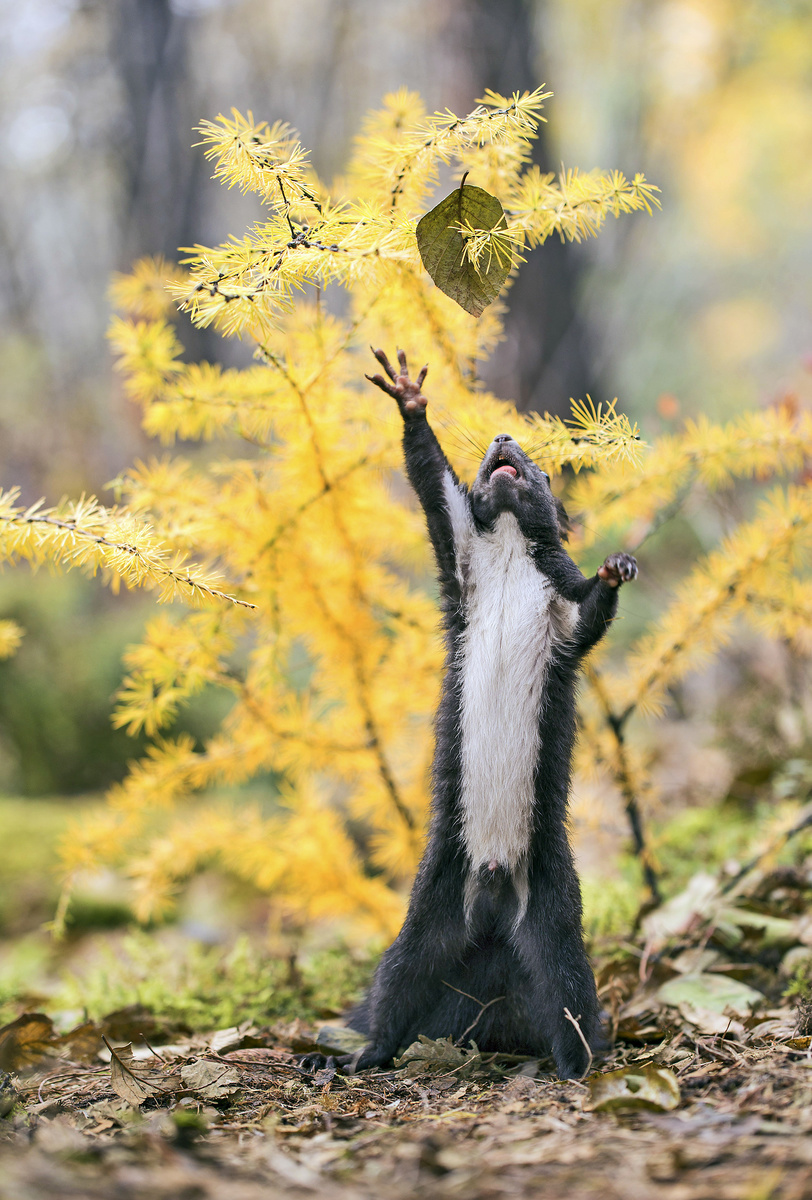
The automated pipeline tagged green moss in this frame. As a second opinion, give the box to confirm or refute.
[581,872,641,941]
[56,931,375,1030]
[650,799,812,894]
[0,796,78,934]
[0,935,54,1024]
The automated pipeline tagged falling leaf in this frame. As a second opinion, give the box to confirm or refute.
[416,181,512,317]
[587,1064,680,1112]
[180,1059,240,1100]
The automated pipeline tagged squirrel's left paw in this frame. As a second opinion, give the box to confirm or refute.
[598,553,638,587]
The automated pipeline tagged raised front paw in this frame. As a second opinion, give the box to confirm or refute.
[597,552,638,588]
[366,348,428,421]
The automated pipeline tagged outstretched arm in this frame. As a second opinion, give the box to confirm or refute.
[367,348,469,596]
[543,549,638,656]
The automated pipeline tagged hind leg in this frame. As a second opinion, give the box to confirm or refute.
[512,885,600,1080]
[301,862,469,1074]
[351,899,469,1068]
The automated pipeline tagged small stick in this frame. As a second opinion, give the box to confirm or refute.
[442,980,505,1046]
[141,1035,167,1062]
[459,997,506,1045]
[563,1008,593,1079]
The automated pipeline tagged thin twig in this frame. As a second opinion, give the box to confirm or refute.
[442,980,505,1045]
[563,1008,593,1079]
[141,1036,167,1062]
[585,666,661,904]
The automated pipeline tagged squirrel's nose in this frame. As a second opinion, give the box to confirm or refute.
[494,434,513,444]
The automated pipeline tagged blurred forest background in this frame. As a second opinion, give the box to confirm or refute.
[1,0,812,1018]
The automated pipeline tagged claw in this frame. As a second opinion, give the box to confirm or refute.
[366,372,398,398]
[372,347,398,381]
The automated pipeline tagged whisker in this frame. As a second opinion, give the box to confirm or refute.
[436,435,482,463]
[436,439,482,460]
[433,411,489,458]
[446,425,489,458]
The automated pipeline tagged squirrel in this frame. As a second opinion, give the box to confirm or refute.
[303,348,637,1080]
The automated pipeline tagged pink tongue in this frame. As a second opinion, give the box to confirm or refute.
[492,464,517,478]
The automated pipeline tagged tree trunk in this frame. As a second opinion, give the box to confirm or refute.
[444,0,597,417]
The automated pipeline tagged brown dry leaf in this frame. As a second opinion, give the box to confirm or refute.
[415,182,512,317]
[101,1005,191,1044]
[313,1025,369,1057]
[180,1059,240,1100]
[107,1041,174,1106]
[394,1035,482,1077]
[59,1021,103,1063]
[586,1064,680,1112]
[207,1023,269,1055]
[0,1013,59,1072]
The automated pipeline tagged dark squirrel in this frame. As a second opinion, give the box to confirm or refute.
[303,349,637,1080]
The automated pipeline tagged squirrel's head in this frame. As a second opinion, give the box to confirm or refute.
[470,435,570,543]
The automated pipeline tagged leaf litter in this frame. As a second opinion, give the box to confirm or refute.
[2,860,812,1198]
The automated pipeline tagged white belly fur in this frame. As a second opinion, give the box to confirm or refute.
[456,511,579,885]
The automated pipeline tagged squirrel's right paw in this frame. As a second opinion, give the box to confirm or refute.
[366,347,428,419]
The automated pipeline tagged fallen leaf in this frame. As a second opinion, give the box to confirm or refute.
[180,1059,240,1100]
[394,1035,482,1077]
[669,948,720,974]
[718,906,799,948]
[416,181,512,317]
[101,1005,190,1045]
[0,1013,59,1073]
[107,1041,172,1106]
[313,1025,369,1057]
[587,1064,680,1112]
[59,1021,103,1063]
[208,1023,270,1056]
[657,972,764,1017]
[674,1005,745,1036]
[0,1072,19,1117]
[641,873,720,949]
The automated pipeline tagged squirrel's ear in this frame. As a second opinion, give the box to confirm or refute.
[554,496,571,542]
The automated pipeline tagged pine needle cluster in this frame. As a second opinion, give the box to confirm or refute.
[5,89,809,933]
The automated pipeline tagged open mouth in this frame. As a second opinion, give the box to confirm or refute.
[488,456,520,481]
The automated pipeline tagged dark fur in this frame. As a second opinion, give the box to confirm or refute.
[302,352,636,1080]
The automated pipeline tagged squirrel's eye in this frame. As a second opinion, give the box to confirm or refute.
[541,471,550,482]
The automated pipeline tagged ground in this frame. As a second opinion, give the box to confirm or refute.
[2,824,812,1199]
[2,946,812,1199]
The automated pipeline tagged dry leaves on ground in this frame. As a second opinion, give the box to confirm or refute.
[1,860,811,1199]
